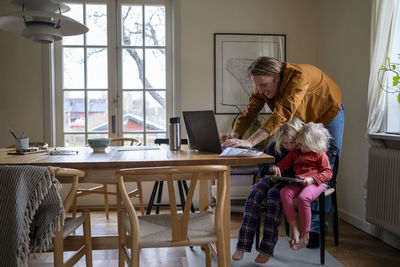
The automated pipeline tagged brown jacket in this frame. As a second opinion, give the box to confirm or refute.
[233,62,341,137]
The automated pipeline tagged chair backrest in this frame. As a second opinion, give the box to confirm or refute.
[117,165,228,245]
[328,149,340,189]
[49,168,86,213]
[154,138,188,145]
[111,137,141,146]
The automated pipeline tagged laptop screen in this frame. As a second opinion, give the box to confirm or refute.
[182,110,222,153]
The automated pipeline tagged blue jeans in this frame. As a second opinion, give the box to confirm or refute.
[310,104,344,233]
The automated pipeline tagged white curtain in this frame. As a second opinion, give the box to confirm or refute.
[367,0,400,133]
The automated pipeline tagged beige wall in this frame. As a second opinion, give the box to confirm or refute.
[316,0,371,225]
[180,0,318,132]
[0,2,44,148]
[0,0,381,242]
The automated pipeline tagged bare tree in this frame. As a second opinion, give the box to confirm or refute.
[122,6,165,108]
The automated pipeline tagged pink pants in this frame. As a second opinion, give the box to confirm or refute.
[280,183,326,232]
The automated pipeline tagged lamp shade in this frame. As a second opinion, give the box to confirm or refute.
[12,0,70,13]
[0,9,88,43]
[22,22,62,43]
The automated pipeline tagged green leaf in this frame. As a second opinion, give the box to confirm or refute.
[380,64,385,68]
[392,76,400,86]
[392,64,397,70]
[398,93,400,104]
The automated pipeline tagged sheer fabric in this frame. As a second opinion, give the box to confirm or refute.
[367,0,399,133]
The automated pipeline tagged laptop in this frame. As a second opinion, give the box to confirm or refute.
[182,110,223,153]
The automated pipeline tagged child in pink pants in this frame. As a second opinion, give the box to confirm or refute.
[269,122,332,250]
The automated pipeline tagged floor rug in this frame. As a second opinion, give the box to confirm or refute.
[186,237,345,267]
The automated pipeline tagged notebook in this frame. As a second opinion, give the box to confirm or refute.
[182,110,223,153]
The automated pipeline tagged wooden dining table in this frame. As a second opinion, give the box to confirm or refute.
[0,145,274,266]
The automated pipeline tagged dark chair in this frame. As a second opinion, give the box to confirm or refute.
[154,138,188,145]
[255,149,340,265]
[148,138,193,214]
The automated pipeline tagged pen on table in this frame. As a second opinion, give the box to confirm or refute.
[8,128,17,139]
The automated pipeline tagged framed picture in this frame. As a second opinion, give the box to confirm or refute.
[214,33,286,114]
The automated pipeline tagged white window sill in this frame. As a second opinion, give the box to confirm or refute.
[368,133,400,149]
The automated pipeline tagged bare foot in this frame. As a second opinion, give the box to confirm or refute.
[288,221,300,249]
[255,252,271,264]
[232,250,244,261]
[292,232,310,250]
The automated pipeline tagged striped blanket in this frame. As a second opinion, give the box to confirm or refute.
[0,165,65,267]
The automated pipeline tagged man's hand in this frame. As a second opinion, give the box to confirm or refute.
[220,132,239,143]
[222,138,253,148]
[302,177,315,185]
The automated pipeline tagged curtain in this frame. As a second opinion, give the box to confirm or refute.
[367,0,400,134]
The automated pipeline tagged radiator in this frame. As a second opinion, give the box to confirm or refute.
[366,147,400,236]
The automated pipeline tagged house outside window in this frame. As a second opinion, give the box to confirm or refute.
[55,0,172,146]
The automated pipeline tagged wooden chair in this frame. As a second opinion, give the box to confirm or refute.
[49,167,92,267]
[255,149,340,265]
[109,138,141,146]
[72,137,144,219]
[116,165,228,267]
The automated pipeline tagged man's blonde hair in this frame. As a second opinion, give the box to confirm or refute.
[274,117,304,155]
[296,122,331,153]
[248,56,282,77]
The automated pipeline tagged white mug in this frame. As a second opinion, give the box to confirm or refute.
[15,137,29,152]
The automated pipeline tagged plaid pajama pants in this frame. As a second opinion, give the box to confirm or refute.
[236,178,288,256]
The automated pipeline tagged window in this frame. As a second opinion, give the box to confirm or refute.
[385,10,400,134]
[368,0,400,135]
[55,0,172,146]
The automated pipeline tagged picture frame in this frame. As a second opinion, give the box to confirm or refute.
[214,33,286,114]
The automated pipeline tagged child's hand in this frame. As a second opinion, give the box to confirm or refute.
[269,165,281,176]
[302,177,314,185]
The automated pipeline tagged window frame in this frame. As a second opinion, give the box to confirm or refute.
[51,0,175,146]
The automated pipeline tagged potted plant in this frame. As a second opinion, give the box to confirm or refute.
[379,57,400,104]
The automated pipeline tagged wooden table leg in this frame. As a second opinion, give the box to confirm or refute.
[224,167,231,267]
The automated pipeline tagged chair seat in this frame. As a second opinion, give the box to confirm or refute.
[63,215,87,238]
[42,214,88,251]
[122,210,216,248]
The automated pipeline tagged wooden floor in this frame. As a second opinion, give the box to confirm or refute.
[29,211,400,267]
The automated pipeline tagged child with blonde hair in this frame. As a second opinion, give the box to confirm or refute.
[270,122,332,250]
[233,117,304,264]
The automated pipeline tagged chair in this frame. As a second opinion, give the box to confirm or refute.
[255,149,340,265]
[49,167,93,267]
[148,138,193,215]
[109,138,141,146]
[116,165,228,267]
[72,137,145,219]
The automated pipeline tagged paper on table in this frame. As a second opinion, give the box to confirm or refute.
[112,146,161,151]
[48,149,78,155]
[219,147,263,157]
